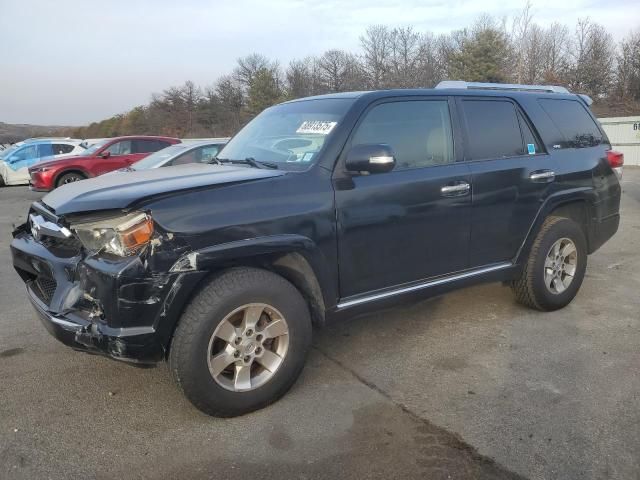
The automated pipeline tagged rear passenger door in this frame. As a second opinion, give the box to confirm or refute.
[132,139,172,164]
[335,98,472,297]
[457,97,557,267]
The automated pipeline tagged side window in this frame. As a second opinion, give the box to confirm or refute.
[538,99,603,148]
[200,145,222,162]
[134,139,170,153]
[52,143,75,155]
[461,100,524,160]
[37,143,53,158]
[170,149,199,166]
[105,140,132,156]
[12,145,38,161]
[351,100,454,170]
[517,112,542,155]
[134,140,154,153]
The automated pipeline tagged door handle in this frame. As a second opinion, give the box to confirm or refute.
[441,182,470,197]
[529,170,555,182]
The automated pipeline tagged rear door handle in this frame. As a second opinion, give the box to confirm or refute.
[441,182,470,197]
[530,170,555,182]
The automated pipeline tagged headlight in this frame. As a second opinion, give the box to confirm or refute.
[31,167,50,173]
[71,212,154,257]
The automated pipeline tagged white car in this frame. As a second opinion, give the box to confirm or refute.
[0,140,85,186]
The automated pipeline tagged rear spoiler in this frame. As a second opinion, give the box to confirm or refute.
[577,94,593,106]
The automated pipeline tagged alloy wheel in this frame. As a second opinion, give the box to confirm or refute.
[544,238,578,294]
[207,303,289,392]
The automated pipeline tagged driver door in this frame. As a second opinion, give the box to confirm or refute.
[334,98,472,298]
[95,140,134,175]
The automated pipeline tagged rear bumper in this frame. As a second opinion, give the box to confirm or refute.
[587,213,619,254]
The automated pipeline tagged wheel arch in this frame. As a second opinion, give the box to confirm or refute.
[54,168,88,187]
[168,235,336,327]
[514,188,594,265]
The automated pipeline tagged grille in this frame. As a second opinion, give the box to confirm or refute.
[40,235,82,257]
[33,277,57,305]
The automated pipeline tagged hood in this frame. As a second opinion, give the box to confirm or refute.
[43,163,286,215]
[30,154,85,171]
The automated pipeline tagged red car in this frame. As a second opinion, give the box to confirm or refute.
[29,136,181,191]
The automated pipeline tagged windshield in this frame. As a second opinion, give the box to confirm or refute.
[80,139,110,156]
[218,98,353,170]
[0,144,20,160]
[132,144,188,170]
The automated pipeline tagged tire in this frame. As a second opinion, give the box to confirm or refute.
[169,267,312,417]
[56,172,85,188]
[510,216,587,311]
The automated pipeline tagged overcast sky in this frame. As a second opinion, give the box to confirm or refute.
[1,0,638,125]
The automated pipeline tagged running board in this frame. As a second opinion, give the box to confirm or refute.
[336,262,512,310]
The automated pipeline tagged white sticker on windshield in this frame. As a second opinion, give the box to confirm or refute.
[296,121,337,135]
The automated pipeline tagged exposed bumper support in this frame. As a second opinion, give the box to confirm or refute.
[27,285,164,364]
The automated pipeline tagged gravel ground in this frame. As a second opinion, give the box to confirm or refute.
[0,169,638,480]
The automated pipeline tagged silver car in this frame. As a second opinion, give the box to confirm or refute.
[122,139,229,171]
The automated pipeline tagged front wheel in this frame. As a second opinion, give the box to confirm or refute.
[510,216,587,311]
[56,172,86,188]
[169,267,312,417]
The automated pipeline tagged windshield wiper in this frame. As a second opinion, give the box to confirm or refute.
[214,157,279,170]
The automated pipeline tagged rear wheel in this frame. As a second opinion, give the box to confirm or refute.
[510,216,587,311]
[56,172,85,188]
[169,267,312,417]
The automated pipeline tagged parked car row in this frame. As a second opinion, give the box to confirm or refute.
[0,136,229,190]
[0,139,86,186]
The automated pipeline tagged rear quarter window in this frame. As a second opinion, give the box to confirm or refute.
[538,99,603,148]
[52,144,75,155]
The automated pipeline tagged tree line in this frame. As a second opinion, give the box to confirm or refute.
[72,9,640,139]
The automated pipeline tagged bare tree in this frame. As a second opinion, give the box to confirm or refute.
[317,50,364,92]
[512,0,534,83]
[360,25,392,88]
[569,18,615,97]
[70,17,640,140]
[388,26,421,87]
[234,54,277,89]
[285,57,326,99]
[215,74,245,132]
[615,30,640,100]
[540,23,570,84]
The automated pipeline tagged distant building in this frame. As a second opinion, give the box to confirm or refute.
[599,116,640,166]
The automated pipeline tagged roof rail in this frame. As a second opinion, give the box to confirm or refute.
[435,80,570,94]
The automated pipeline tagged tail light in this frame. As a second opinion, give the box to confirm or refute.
[607,150,624,168]
[607,150,624,180]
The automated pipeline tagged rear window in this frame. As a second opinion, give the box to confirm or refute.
[460,100,524,160]
[538,99,603,148]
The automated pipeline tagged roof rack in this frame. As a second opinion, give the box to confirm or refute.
[435,80,570,94]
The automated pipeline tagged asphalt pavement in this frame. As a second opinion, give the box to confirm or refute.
[0,169,638,480]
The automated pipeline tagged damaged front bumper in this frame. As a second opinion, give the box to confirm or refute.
[11,222,206,365]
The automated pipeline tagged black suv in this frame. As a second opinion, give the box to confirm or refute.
[11,82,622,417]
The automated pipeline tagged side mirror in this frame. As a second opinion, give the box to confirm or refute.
[345,144,396,174]
[100,151,111,159]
